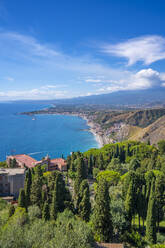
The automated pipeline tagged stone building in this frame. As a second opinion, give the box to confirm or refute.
[0,168,25,198]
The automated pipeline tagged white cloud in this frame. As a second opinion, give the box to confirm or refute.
[96,68,165,93]
[102,35,165,65]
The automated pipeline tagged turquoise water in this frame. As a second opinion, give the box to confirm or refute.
[0,102,99,161]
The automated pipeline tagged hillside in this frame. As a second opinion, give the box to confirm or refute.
[129,115,165,144]
[92,108,165,129]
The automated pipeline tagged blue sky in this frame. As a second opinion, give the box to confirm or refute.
[1,0,165,100]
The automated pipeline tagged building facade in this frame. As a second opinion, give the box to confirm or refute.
[0,168,25,198]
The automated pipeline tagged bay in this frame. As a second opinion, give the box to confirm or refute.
[0,102,99,161]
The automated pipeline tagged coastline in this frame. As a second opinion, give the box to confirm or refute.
[21,111,107,148]
[53,112,104,148]
[66,113,105,148]
[80,115,103,148]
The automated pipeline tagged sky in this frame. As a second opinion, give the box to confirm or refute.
[1,0,165,100]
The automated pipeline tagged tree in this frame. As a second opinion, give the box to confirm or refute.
[96,170,120,187]
[92,178,113,242]
[18,189,26,209]
[8,204,15,217]
[30,165,43,208]
[88,155,93,176]
[24,169,32,207]
[77,180,91,222]
[50,179,58,220]
[74,157,87,196]
[129,158,140,171]
[9,158,17,168]
[146,180,157,244]
[125,181,135,227]
[97,153,104,170]
[158,140,165,155]
[42,201,50,221]
[154,173,165,231]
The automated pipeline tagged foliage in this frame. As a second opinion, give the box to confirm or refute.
[18,188,26,209]
[8,205,15,218]
[28,205,41,221]
[78,180,91,222]
[92,178,113,242]
[0,198,7,211]
[158,140,165,155]
[146,180,157,244]
[96,170,120,187]
[123,230,147,248]
[74,157,87,196]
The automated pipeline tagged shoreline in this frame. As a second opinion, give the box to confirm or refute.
[80,115,104,148]
[26,111,105,148]
[52,113,105,148]
[53,112,105,148]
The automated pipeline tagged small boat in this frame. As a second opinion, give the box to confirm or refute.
[32,117,36,121]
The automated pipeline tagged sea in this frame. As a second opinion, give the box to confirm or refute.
[0,102,99,162]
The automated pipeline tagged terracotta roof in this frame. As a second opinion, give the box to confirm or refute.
[12,154,37,168]
[96,243,124,248]
[51,158,66,166]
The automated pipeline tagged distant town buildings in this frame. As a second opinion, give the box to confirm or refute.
[0,168,25,198]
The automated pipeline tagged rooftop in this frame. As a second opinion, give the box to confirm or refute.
[51,158,66,165]
[9,154,37,168]
[0,168,25,175]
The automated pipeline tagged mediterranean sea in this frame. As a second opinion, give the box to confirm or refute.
[0,102,99,161]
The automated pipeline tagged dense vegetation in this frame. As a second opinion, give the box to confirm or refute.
[0,140,165,247]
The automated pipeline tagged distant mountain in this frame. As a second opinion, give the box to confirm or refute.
[53,87,165,107]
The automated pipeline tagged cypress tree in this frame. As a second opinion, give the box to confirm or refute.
[50,178,58,220]
[79,187,91,222]
[155,174,165,231]
[24,169,32,207]
[146,180,157,244]
[77,179,91,220]
[88,155,93,176]
[30,165,43,207]
[98,153,104,170]
[18,188,26,209]
[93,178,113,242]
[125,181,135,227]
[42,200,50,221]
[74,157,87,196]
[55,173,66,212]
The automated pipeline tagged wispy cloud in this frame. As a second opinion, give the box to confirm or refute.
[85,79,102,83]
[102,35,165,66]
[0,86,68,100]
